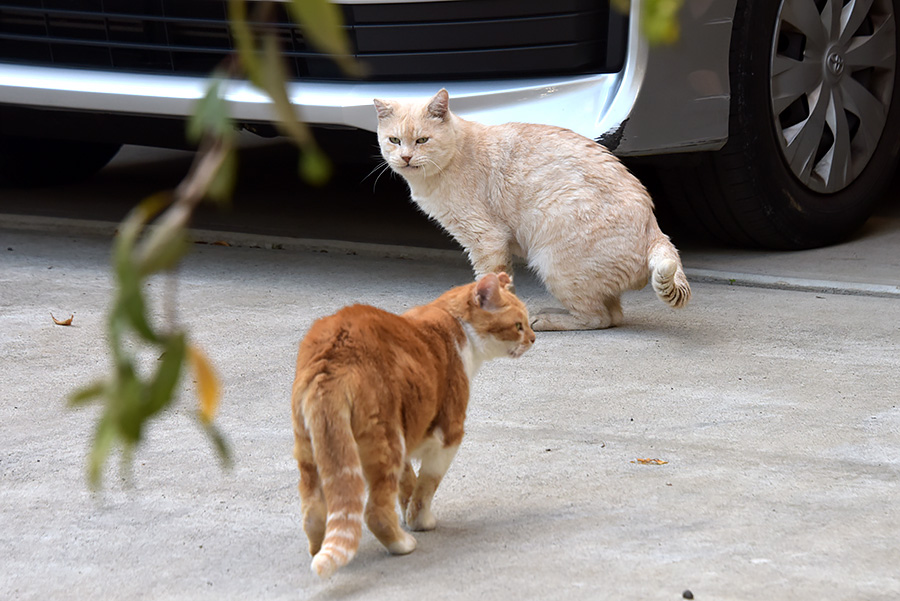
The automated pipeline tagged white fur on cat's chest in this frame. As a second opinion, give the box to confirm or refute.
[409,187,450,220]
[457,323,486,383]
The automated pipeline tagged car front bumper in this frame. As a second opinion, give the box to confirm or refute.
[0,0,737,156]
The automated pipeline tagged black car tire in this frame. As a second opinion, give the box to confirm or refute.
[655,0,900,249]
[0,136,122,188]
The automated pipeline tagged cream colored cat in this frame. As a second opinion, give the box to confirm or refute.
[292,273,534,578]
[374,89,691,331]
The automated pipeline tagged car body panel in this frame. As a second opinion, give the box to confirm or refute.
[616,0,737,155]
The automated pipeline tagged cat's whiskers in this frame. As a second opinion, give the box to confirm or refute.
[361,160,386,181]
[362,160,394,192]
[422,158,444,177]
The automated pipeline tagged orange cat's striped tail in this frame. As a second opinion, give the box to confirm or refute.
[301,378,366,579]
[648,230,691,309]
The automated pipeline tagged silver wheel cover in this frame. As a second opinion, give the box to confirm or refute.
[771,0,897,193]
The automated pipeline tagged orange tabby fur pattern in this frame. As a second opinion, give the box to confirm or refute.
[374,89,691,331]
[291,273,534,578]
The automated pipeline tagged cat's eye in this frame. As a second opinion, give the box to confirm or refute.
[388,136,401,145]
[416,137,429,144]
[515,322,524,332]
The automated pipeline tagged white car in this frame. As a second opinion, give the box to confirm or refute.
[1,0,897,249]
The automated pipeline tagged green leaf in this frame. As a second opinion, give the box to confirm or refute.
[228,0,263,88]
[641,0,684,44]
[299,146,332,187]
[112,199,167,343]
[88,415,117,489]
[259,32,312,144]
[256,32,332,185]
[136,202,192,277]
[202,421,234,469]
[114,194,171,261]
[114,209,147,264]
[188,78,235,143]
[205,144,238,203]
[608,0,683,45]
[145,333,187,417]
[69,381,106,407]
[286,0,361,77]
[119,276,158,344]
[112,361,146,445]
[138,226,189,277]
[643,0,683,45]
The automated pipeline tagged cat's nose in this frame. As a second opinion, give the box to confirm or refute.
[401,155,412,165]
[528,331,536,344]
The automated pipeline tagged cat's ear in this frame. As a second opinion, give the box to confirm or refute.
[474,273,503,310]
[427,89,450,121]
[497,272,514,290]
[373,98,393,120]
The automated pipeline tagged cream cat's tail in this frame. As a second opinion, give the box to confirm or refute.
[648,233,691,309]
[303,379,366,579]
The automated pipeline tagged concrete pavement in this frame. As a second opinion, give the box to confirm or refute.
[1,203,899,600]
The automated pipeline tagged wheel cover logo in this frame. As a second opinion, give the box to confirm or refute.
[827,52,845,76]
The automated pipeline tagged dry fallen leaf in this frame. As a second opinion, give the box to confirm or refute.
[632,458,668,465]
[212,240,231,247]
[51,313,74,326]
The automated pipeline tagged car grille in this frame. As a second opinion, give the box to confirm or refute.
[0,0,627,81]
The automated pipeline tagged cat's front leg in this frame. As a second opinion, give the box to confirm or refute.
[468,249,515,292]
[455,227,513,281]
[470,252,512,280]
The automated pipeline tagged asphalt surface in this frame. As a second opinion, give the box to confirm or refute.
[1,147,899,600]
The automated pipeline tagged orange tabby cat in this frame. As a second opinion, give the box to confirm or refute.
[374,89,691,331]
[291,273,534,578]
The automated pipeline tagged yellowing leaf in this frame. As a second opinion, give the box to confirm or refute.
[51,313,74,326]
[633,458,668,465]
[189,345,221,424]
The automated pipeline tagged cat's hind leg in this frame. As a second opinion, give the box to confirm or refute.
[604,296,624,326]
[406,434,460,531]
[358,429,417,555]
[531,278,625,331]
[293,425,327,556]
[530,304,619,331]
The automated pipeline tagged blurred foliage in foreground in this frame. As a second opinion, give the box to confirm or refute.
[612,0,685,45]
[69,0,353,488]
